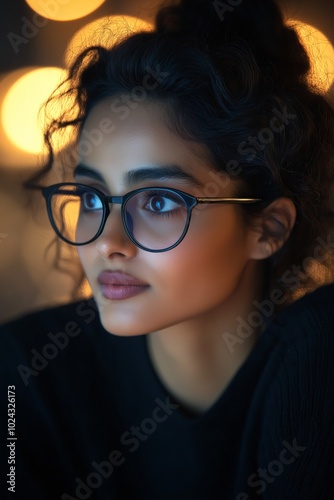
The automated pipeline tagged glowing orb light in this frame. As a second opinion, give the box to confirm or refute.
[288,20,334,92]
[64,15,153,67]
[25,0,106,22]
[1,67,68,154]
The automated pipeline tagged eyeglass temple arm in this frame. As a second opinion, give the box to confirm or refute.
[196,197,262,204]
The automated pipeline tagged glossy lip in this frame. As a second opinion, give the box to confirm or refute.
[97,271,150,300]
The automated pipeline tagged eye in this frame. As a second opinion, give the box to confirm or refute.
[144,192,183,213]
[82,191,103,211]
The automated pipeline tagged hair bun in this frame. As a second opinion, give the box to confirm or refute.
[156,0,310,80]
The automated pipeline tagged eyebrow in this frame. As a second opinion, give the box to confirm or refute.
[74,164,106,182]
[74,163,204,187]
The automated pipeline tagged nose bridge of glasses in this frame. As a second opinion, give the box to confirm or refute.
[104,195,124,206]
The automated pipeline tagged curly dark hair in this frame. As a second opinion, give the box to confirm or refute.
[27,0,334,309]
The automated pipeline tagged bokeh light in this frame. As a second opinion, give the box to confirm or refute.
[25,0,106,22]
[288,20,334,92]
[1,67,68,155]
[65,15,153,67]
[0,68,40,167]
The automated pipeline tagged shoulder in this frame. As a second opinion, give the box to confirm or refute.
[272,281,334,337]
[262,282,334,359]
[0,298,110,385]
[0,297,114,350]
[261,282,334,402]
[252,282,334,391]
[0,298,144,387]
[255,284,334,498]
[0,299,101,359]
[264,282,334,382]
[0,298,101,336]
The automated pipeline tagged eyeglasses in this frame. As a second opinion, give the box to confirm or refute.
[37,183,262,252]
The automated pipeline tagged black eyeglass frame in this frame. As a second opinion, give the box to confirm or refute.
[35,182,262,253]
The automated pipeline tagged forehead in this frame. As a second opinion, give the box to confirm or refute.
[79,99,213,178]
[77,99,241,197]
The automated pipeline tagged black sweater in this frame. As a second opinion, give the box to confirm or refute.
[1,284,334,500]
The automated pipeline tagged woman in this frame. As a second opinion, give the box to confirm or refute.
[1,0,334,498]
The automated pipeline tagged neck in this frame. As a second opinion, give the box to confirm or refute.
[146,260,266,416]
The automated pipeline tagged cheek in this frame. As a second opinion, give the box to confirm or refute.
[155,210,251,304]
[77,246,95,280]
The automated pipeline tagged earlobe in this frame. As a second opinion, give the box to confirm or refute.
[248,197,297,260]
[249,239,275,260]
[264,242,274,256]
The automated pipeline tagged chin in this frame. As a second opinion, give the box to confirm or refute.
[97,307,182,337]
[97,309,150,337]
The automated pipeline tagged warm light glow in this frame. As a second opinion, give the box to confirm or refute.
[25,0,106,22]
[288,20,334,92]
[0,68,40,167]
[1,67,67,154]
[64,15,153,67]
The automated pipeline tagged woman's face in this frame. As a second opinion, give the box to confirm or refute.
[76,99,260,336]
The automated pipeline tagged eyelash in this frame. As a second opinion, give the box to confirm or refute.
[141,190,184,218]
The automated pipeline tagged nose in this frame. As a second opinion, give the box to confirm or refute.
[94,205,137,259]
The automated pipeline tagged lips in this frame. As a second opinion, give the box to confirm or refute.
[97,271,149,300]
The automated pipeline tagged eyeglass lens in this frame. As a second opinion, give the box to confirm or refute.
[49,186,189,250]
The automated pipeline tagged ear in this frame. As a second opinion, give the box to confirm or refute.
[247,197,297,260]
